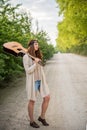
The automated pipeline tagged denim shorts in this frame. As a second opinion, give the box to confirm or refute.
[35,80,41,91]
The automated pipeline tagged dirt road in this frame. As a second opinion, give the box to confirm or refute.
[0,53,87,130]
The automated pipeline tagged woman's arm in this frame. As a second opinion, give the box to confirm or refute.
[23,54,36,74]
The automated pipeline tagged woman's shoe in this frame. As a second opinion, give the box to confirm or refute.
[38,116,49,126]
[30,121,40,128]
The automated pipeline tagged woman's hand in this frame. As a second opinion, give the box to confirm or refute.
[34,58,41,63]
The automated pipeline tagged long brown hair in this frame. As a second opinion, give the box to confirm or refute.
[27,40,42,60]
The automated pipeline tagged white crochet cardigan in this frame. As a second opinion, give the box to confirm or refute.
[23,53,50,101]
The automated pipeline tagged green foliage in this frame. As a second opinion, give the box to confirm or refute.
[0,0,55,82]
[56,0,87,55]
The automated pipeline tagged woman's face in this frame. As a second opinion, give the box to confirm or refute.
[34,42,39,51]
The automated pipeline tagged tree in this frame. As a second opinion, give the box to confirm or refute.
[0,0,55,81]
[56,0,87,55]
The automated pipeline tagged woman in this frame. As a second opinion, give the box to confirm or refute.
[23,40,50,128]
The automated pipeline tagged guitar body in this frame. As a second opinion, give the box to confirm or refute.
[3,42,27,57]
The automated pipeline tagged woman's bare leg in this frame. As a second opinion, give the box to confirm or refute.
[40,95,50,119]
[28,100,35,122]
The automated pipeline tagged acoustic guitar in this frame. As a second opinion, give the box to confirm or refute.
[3,41,44,66]
[3,41,27,57]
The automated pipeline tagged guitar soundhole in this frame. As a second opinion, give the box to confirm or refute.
[17,48,22,51]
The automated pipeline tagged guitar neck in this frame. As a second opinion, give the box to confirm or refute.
[28,54,36,60]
